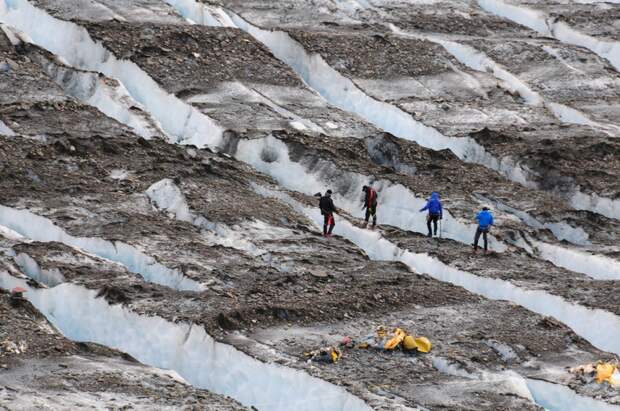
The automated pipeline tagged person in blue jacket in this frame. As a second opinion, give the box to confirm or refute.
[419,192,443,237]
[473,207,494,253]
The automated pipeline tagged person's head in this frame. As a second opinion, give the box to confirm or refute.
[482,206,490,211]
[326,189,332,197]
[431,192,440,198]
[362,185,368,192]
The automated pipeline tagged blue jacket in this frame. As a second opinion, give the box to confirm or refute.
[476,210,494,229]
[420,192,442,217]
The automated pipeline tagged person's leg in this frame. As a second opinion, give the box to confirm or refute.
[372,207,377,227]
[432,215,438,236]
[365,208,370,223]
[323,214,329,235]
[426,215,432,237]
[483,230,488,251]
[328,214,335,234]
[473,227,481,250]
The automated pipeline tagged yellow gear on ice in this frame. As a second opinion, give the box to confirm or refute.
[384,328,406,350]
[413,336,432,353]
[402,335,417,351]
[596,363,617,384]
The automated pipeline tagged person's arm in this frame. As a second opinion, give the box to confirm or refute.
[419,201,429,212]
[489,214,494,226]
[330,198,338,214]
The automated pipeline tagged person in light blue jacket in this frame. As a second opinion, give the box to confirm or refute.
[473,207,494,253]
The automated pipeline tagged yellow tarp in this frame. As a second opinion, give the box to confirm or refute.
[384,328,406,350]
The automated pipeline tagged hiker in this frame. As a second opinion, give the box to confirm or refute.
[419,192,443,237]
[319,189,338,237]
[362,185,378,229]
[473,206,494,253]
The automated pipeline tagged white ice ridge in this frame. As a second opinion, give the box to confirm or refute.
[432,357,535,402]
[39,54,167,140]
[163,2,528,181]
[14,252,65,287]
[0,205,203,291]
[255,184,620,356]
[235,135,506,251]
[145,178,267,256]
[162,0,235,26]
[476,194,620,280]
[0,0,223,148]
[0,272,371,411]
[391,26,620,136]
[432,356,620,411]
[570,191,620,222]
[530,239,620,281]
[477,0,620,73]
[0,119,15,136]
[527,378,620,411]
[0,22,165,140]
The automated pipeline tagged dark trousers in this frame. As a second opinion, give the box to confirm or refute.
[426,214,440,236]
[474,227,489,250]
[365,205,377,226]
[323,213,335,235]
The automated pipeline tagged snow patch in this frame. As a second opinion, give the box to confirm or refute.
[0,273,371,411]
[146,179,195,223]
[432,357,533,401]
[485,340,519,361]
[14,252,65,286]
[109,169,130,180]
[0,205,203,291]
[145,179,267,256]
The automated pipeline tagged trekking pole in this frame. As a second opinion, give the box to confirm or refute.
[439,220,442,238]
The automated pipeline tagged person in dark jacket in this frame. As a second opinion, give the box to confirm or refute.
[419,192,443,237]
[362,185,378,229]
[473,207,494,253]
[319,189,338,237]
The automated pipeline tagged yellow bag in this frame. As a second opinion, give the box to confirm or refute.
[596,363,617,384]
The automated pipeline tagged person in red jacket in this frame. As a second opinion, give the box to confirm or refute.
[362,185,378,229]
